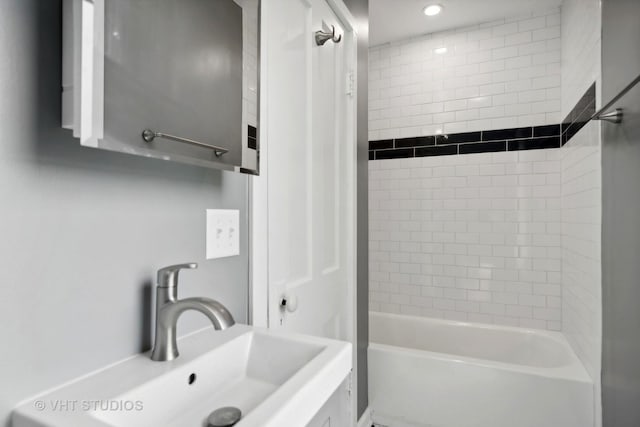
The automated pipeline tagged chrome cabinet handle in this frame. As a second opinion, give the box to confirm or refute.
[315,25,342,46]
[142,129,228,157]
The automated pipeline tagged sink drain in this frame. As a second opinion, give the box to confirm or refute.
[207,406,242,427]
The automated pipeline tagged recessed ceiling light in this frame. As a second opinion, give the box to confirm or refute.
[423,4,443,16]
[434,47,448,54]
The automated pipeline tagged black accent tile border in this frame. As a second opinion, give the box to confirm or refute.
[459,141,506,154]
[369,124,561,160]
[534,124,561,137]
[508,136,561,151]
[416,144,457,157]
[375,148,414,160]
[483,127,532,141]
[395,136,436,148]
[437,131,481,144]
[561,83,596,146]
[369,139,393,150]
[368,83,597,160]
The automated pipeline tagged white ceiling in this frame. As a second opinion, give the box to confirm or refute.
[370,0,562,46]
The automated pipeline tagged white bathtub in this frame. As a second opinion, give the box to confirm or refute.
[368,312,594,427]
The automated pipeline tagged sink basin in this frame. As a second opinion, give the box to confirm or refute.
[12,325,351,427]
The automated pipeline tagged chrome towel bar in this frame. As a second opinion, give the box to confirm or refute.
[142,129,228,157]
[592,73,640,124]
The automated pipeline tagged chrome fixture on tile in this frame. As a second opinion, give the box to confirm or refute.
[315,25,342,46]
[150,263,235,361]
[142,129,229,157]
[594,109,623,124]
[592,73,640,124]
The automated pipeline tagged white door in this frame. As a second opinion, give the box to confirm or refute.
[251,0,357,421]
[253,0,356,340]
[269,0,354,340]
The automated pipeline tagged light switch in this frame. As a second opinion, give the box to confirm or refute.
[206,209,240,259]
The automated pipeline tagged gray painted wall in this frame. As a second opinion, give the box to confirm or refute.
[343,0,369,419]
[0,2,249,425]
[601,1,640,425]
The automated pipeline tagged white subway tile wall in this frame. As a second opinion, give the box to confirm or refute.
[369,149,563,330]
[561,0,602,406]
[561,0,601,118]
[561,121,601,382]
[369,8,562,141]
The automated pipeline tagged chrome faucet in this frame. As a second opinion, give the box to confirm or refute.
[150,263,235,361]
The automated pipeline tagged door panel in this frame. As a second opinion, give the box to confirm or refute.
[266,0,352,342]
[264,0,315,327]
[266,0,313,292]
[257,1,356,424]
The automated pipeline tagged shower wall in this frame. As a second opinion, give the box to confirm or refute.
[367,0,605,422]
[560,0,602,421]
[368,8,565,331]
[369,8,561,140]
[369,149,562,330]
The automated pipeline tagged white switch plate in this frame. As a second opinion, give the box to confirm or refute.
[206,209,240,259]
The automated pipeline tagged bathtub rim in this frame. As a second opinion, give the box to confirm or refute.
[369,311,593,383]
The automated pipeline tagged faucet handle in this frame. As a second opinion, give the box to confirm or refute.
[157,263,197,289]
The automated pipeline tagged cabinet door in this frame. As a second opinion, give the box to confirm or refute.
[103,0,242,166]
[62,0,259,173]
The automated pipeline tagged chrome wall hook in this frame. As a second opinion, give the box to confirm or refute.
[315,25,342,46]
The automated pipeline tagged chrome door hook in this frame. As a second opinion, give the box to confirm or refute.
[315,25,342,46]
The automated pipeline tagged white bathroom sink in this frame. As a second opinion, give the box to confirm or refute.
[12,325,351,427]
